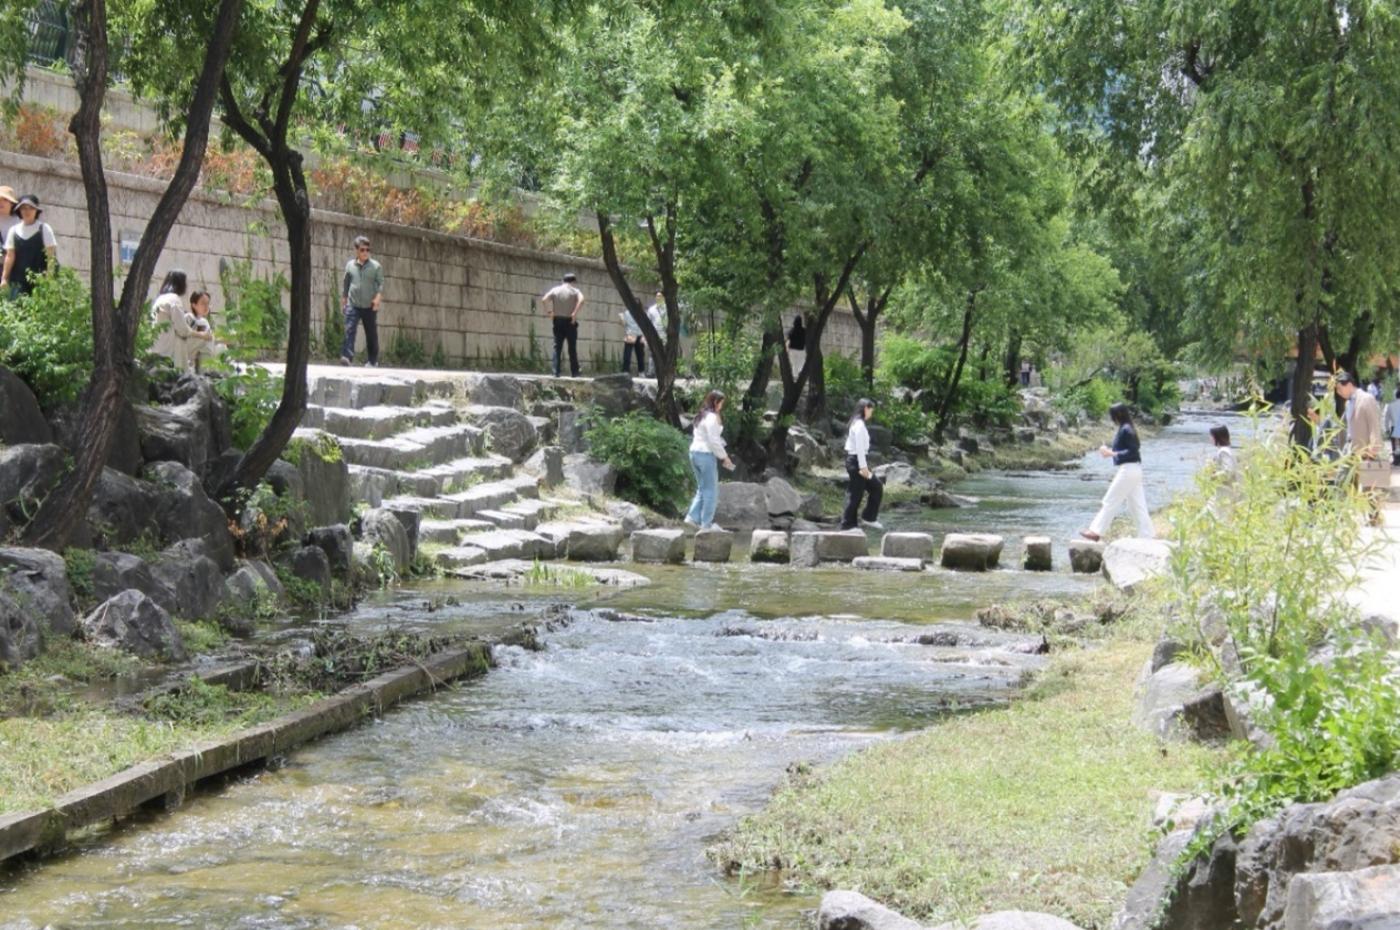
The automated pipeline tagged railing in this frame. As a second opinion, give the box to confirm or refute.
[26,0,73,70]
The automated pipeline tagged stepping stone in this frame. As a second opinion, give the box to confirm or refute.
[853,556,925,572]
[749,530,790,564]
[1069,539,1105,574]
[434,545,489,569]
[631,529,686,564]
[791,530,869,568]
[880,532,934,563]
[692,528,734,563]
[940,533,1004,571]
[418,518,496,546]
[477,509,529,530]
[1023,536,1053,572]
[1102,538,1174,592]
[456,529,551,561]
[564,523,625,562]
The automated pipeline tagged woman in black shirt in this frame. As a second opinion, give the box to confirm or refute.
[1081,403,1154,540]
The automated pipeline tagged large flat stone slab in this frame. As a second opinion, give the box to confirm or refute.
[940,533,1004,571]
[631,529,686,564]
[880,532,934,562]
[1102,538,1174,592]
[692,528,735,563]
[791,530,869,567]
[854,556,925,572]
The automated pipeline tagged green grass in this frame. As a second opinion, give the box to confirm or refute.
[175,618,230,654]
[711,639,1220,929]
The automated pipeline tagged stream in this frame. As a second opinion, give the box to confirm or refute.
[0,415,1228,929]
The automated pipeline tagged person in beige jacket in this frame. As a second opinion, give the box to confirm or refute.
[1337,371,1388,523]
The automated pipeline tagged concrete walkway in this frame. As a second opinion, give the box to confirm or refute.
[1348,475,1400,625]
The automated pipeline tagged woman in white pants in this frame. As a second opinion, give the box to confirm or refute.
[1081,402,1154,540]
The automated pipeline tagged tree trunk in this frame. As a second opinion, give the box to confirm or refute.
[933,290,977,443]
[597,211,681,426]
[1004,332,1022,388]
[23,0,245,549]
[803,337,826,423]
[1290,322,1319,447]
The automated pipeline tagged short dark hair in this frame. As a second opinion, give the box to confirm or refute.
[159,269,188,296]
[1109,402,1133,427]
[1209,425,1230,447]
[190,290,210,306]
[353,236,371,249]
[563,272,578,283]
[1336,371,1355,385]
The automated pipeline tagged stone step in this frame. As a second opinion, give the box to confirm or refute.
[454,528,554,561]
[434,545,489,570]
[440,476,541,518]
[476,509,530,530]
[418,518,497,546]
[308,373,457,409]
[348,454,514,504]
[336,423,484,471]
[494,498,562,530]
[302,402,458,441]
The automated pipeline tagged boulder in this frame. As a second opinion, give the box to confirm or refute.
[360,507,412,575]
[1069,540,1105,574]
[1103,539,1175,592]
[145,461,236,571]
[386,507,421,560]
[565,524,624,562]
[54,399,143,476]
[289,545,332,596]
[973,913,1085,930]
[881,532,935,563]
[692,528,735,563]
[606,500,648,534]
[786,425,828,469]
[582,373,637,417]
[305,525,354,581]
[1282,865,1400,930]
[87,467,159,548]
[0,547,77,637]
[630,529,686,564]
[81,590,187,661]
[563,454,616,496]
[135,404,210,472]
[265,458,305,501]
[940,533,1005,571]
[1115,828,1238,930]
[523,446,566,488]
[867,423,894,454]
[0,443,67,538]
[750,530,791,564]
[854,556,925,572]
[765,477,805,519]
[469,373,524,409]
[791,530,869,567]
[158,373,232,459]
[467,406,539,463]
[0,588,42,669]
[224,559,285,606]
[715,482,771,530]
[558,409,589,453]
[1132,660,1202,737]
[1023,536,1053,572]
[91,552,178,615]
[817,890,923,930]
[874,462,936,492]
[295,433,352,526]
[0,365,52,444]
[148,541,227,620]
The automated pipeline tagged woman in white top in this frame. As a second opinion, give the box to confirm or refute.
[1385,387,1400,461]
[840,398,884,531]
[185,290,226,370]
[1,194,57,299]
[0,187,19,261]
[685,390,736,529]
[150,269,207,372]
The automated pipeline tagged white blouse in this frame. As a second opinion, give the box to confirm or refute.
[845,418,871,469]
[689,411,728,458]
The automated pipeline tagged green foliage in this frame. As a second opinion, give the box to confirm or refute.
[431,341,448,369]
[175,619,229,655]
[320,291,344,360]
[523,558,593,589]
[143,677,287,729]
[283,431,342,467]
[951,378,1020,427]
[62,548,96,603]
[583,409,692,515]
[361,543,398,589]
[823,354,870,408]
[1062,378,1114,420]
[876,336,951,394]
[218,256,289,359]
[385,328,428,368]
[232,481,305,559]
[0,267,96,409]
[1168,416,1395,847]
[213,366,284,450]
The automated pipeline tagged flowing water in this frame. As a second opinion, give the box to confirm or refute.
[0,415,1231,930]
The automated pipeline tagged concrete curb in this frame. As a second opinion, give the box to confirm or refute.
[0,643,492,865]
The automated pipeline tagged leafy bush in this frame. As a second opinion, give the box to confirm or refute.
[951,378,1021,426]
[583,409,692,515]
[0,267,95,409]
[213,365,284,449]
[824,353,869,408]
[219,256,289,359]
[1061,378,1115,420]
[877,334,952,393]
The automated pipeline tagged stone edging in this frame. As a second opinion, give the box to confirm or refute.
[0,643,493,865]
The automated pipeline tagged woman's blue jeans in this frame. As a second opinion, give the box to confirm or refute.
[687,451,719,527]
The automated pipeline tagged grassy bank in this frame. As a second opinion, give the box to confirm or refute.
[712,636,1221,928]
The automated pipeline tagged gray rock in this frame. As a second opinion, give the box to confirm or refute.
[583,373,638,417]
[631,529,686,564]
[468,406,539,463]
[81,590,187,660]
[1114,827,1238,930]
[148,542,227,620]
[563,454,617,496]
[0,588,41,669]
[305,525,354,581]
[973,912,1085,930]
[91,552,178,615]
[469,373,524,409]
[87,467,159,549]
[360,508,412,576]
[692,528,735,563]
[558,410,589,454]
[715,482,771,530]
[881,532,935,563]
[1152,639,1189,673]
[265,458,305,501]
[786,425,828,470]
[854,556,925,572]
[386,507,421,560]
[136,404,210,472]
[750,530,791,564]
[1069,540,1105,574]
[565,524,624,562]
[523,446,566,488]
[145,461,236,571]
[1180,687,1232,742]
[1132,660,1202,737]
[791,530,869,567]
[1023,536,1053,572]
[940,533,1005,571]
[817,890,923,930]
[958,435,980,455]
[296,432,352,526]
[606,500,647,534]
[289,545,332,596]
[1282,865,1400,930]
[874,462,935,491]
[1103,538,1175,592]
[765,477,805,518]
[0,365,52,444]
[0,443,67,538]
[867,423,893,454]
[0,547,76,638]
[224,560,285,610]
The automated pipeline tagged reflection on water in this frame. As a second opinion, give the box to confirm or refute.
[0,416,1227,930]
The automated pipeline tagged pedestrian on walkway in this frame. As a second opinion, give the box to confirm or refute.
[1337,372,1389,522]
[685,390,735,529]
[1384,386,1400,463]
[619,307,646,375]
[1081,402,1154,541]
[340,236,384,367]
[541,272,584,377]
[0,195,57,299]
[644,292,666,377]
[0,187,19,265]
[840,398,884,531]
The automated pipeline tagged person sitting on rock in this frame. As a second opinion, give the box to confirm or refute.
[185,290,226,370]
[150,269,218,372]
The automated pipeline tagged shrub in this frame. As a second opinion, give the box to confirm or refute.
[385,328,428,368]
[583,409,692,515]
[0,266,95,409]
[877,334,952,393]
[824,353,868,409]
[1061,377,1115,420]
[212,365,284,449]
[219,257,289,359]
[951,378,1021,427]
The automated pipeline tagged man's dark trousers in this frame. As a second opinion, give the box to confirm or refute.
[342,304,379,365]
[553,316,579,377]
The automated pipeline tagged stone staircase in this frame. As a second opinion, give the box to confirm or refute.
[292,370,621,570]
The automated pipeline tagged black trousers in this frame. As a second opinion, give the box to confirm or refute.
[342,305,379,365]
[621,338,646,374]
[552,316,579,376]
[840,455,883,529]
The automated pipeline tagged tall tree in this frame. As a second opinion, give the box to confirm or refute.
[2,0,245,548]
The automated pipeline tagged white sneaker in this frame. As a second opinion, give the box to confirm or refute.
[860,519,884,531]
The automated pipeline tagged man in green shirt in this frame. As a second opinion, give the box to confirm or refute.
[341,235,384,366]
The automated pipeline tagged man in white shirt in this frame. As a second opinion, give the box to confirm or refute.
[541,272,584,377]
[644,291,666,376]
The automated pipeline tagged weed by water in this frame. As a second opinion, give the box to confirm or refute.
[175,619,229,655]
[522,558,593,589]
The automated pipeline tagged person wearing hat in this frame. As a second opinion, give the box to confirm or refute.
[0,187,19,261]
[1,194,57,299]
[540,272,584,377]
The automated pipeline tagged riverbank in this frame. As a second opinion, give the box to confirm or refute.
[711,602,1222,927]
